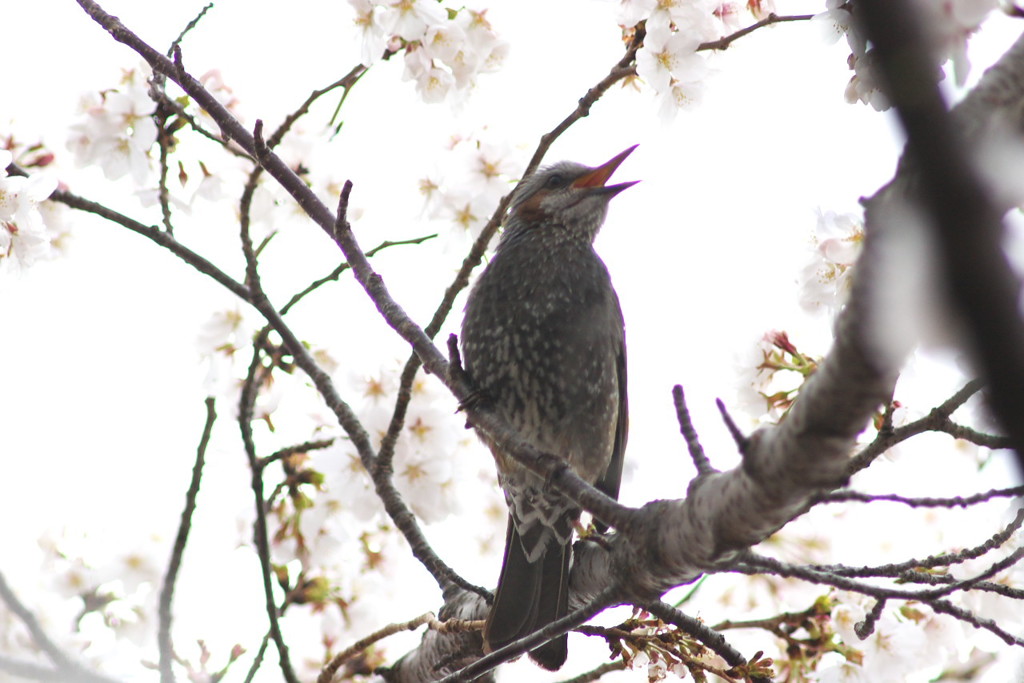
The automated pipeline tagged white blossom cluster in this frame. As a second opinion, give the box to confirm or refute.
[816,0,1001,110]
[817,592,969,682]
[0,149,65,273]
[799,209,864,314]
[348,0,508,103]
[733,210,862,424]
[325,366,490,526]
[67,65,157,184]
[1,529,166,671]
[418,130,524,241]
[265,364,503,663]
[619,0,776,118]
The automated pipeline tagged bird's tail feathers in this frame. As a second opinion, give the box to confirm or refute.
[484,517,570,671]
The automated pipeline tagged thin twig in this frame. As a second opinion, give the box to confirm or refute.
[672,385,716,477]
[930,598,1024,646]
[697,13,815,52]
[818,485,1024,507]
[854,597,887,639]
[50,188,252,303]
[242,632,272,683]
[810,507,1024,579]
[149,4,217,234]
[169,2,214,54]
[317,613,438,683]
[260,437,336,469]
[279,234,437,317]
[739,522,1024,604]
[716,398,749,454]
[848,379,1007,474]
[158,396,217,683]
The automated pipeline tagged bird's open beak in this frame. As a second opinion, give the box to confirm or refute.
[573,145,639,193]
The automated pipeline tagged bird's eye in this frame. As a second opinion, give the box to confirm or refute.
[544,173,567,190]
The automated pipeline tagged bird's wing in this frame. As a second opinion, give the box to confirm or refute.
[594,338,627,530]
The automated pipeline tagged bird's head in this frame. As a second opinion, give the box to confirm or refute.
[503,145,638,244]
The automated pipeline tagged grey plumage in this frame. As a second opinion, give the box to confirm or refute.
[461,147,635,670]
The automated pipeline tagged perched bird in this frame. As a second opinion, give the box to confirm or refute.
[461,146,635,670]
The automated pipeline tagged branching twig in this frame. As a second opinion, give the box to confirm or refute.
[279,234,437,316]
[847,379,1008,474]
[818,485,1024,508]
[50,188,252,303]
[930,598,1024,646]
[238,338,300,683]
[810,507,1024,579]
[0,571,119,683]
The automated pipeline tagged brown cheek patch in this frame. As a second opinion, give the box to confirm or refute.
[515,193,548,227]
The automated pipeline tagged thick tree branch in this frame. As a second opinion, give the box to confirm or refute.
[854,1,1024,466]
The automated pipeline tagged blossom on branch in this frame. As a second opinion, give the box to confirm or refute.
[818,0,1000,109]
[347,0,506,104]
[798,209,863,314]
[418,130,522,241]
[0,149,59,272]
[67,65,157,183]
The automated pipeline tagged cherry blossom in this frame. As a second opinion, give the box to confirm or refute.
[347,1,506,104]
[0,149,59,271]
[417,130,522,241]
[67,66,157,183]
[380,0,447,42]
[821,0,999,109]
[920,0,999,86]
[404,46,456,103]
[799,209,864,314]
[823,592,963,682]
[349,0,389,65]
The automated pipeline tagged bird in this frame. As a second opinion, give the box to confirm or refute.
[460,146,635,670]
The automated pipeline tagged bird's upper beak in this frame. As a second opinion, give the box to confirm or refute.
[572,145,639,194]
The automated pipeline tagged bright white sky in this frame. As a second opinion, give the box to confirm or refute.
[3,1,1024,681]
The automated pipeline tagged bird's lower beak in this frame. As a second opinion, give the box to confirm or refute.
[572,145,639,194]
